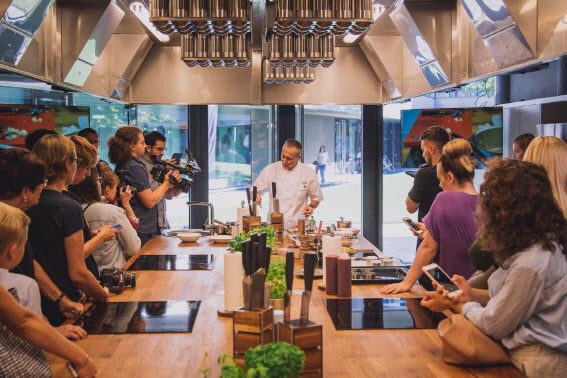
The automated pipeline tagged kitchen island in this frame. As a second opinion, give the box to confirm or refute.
[48,235,521,377]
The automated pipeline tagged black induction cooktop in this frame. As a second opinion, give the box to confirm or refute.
[126,254,215,271]
[324,298,445,330]
[74,301,201,334]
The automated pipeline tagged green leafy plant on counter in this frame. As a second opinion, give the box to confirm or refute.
[214,343,305,378]
[266,256,286,300]
[228,226,276,253]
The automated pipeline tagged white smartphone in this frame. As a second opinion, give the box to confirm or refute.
[422,263,462,298]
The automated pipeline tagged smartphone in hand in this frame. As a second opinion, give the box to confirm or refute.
[403,217,423,234]
[171,153,182,165]
[422,263,462,298]
[112,224,122,230]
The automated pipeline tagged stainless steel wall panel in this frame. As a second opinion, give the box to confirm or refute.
[2,0,56,37]
[538,0,567,54]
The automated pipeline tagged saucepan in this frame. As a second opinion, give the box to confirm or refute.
[336,219,352,228]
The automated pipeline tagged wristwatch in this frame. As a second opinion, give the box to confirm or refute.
[54,292,65,306]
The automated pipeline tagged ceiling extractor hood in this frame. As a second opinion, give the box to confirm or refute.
[61,1,125,88]
[459,0,534,68]
[0,0,56,65]
[389,1,450,88]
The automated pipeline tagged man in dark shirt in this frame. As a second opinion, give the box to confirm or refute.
[406,126,450,246]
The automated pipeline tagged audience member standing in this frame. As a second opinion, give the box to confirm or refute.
[406,126,450,247]
[107,126,179,247]
[382,139,478,294]
[0,148,83,319]
[28,134,108,325]
[421,159,567,377]
[523,136,567,218]
[512,133,535,160]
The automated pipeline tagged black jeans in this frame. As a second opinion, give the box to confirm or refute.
[138,232,154,247]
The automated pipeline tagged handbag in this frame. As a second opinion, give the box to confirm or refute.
[312,160,319,166]
[438,314,511,365]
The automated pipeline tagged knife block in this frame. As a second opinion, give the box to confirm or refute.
[242,215,261,233]
[278,320,323,377]
[269,213,284,244]
[233,306,274,367]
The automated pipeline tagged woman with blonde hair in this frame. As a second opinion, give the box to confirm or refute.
[28,134,108,326]
[382,138,478,294]
[523,136,567,218]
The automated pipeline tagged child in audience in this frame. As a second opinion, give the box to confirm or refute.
[0,202,86,340]
[69,168,140,273]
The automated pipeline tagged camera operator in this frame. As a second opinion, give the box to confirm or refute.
[139,131,182,231]
[107,126,180,247]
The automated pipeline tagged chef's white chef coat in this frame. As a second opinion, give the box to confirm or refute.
[253,161,324,227]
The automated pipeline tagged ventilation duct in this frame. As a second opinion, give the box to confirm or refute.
[111,35,154,100]
[389,2,450,88]
[62,2,125,87]
[459,0,534,68]
[359,37,401,100]
[0,0,56,65]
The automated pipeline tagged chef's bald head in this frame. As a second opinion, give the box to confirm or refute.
[283,139,302,156]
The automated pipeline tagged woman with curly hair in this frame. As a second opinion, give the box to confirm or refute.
[422,158,567,377]
[382,139,478,294]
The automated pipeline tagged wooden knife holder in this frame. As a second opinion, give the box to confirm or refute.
[233,306,274,367]
[278,320,323,377]
[242,215,261,233]
[269,213,284,244]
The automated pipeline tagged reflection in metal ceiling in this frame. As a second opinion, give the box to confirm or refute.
[0,0,565,104]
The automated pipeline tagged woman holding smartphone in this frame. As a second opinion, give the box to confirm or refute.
[28,135,108,326]
[381,139,478,294]
[421,159,567,376]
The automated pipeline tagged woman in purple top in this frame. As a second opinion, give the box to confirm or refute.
[381,139,478,294]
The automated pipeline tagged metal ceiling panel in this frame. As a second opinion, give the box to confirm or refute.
[2,0,56,36]
[62,1,125,87]
[0,0,55,65]
[389,2,450,87]
[460,0,534,68]
[359,36,402,100]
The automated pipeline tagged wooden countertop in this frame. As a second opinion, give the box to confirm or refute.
[48,236,522,377]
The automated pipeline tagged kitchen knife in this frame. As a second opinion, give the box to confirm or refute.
[241,240,252,311]
[246,187,253,217]
[252,186,258,216]
[284,251,294,322]
[253,233,270,310]
[251,241,264,311]
[300,252,317,324]
[272,182,280,214]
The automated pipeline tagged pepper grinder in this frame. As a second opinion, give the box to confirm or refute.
[337,253,352,297]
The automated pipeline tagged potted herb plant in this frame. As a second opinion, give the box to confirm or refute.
[266,256,286,310]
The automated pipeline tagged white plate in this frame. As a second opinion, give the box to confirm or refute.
[337,228,360,236]
[208,235,232,244]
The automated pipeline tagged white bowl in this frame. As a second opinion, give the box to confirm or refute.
[337,228,360,236]
[178,232,201,242]
[208,235,233,244]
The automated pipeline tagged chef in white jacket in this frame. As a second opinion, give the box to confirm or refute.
[253,139,323,227]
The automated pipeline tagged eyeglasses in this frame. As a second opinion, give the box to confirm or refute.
[151,147,167,152]
[97,177,103,183]
[69,157,83,164]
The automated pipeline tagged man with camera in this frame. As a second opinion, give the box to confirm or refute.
[139,131,183,232]
[108,127,180,247]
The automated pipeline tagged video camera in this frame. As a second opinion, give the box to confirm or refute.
[115,170,138,196]
[150,150,201,193]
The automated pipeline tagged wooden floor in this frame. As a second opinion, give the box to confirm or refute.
[48,236,523,377]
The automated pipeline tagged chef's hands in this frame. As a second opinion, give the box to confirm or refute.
[303,205,314,216]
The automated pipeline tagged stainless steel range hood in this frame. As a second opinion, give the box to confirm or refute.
[459,0,534,68]
[0,0,56,65]
[61,1,125,87]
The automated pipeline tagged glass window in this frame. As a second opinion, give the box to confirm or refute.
[209,105,274,222]
[382,102,416,263]
[298,105,362,228]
